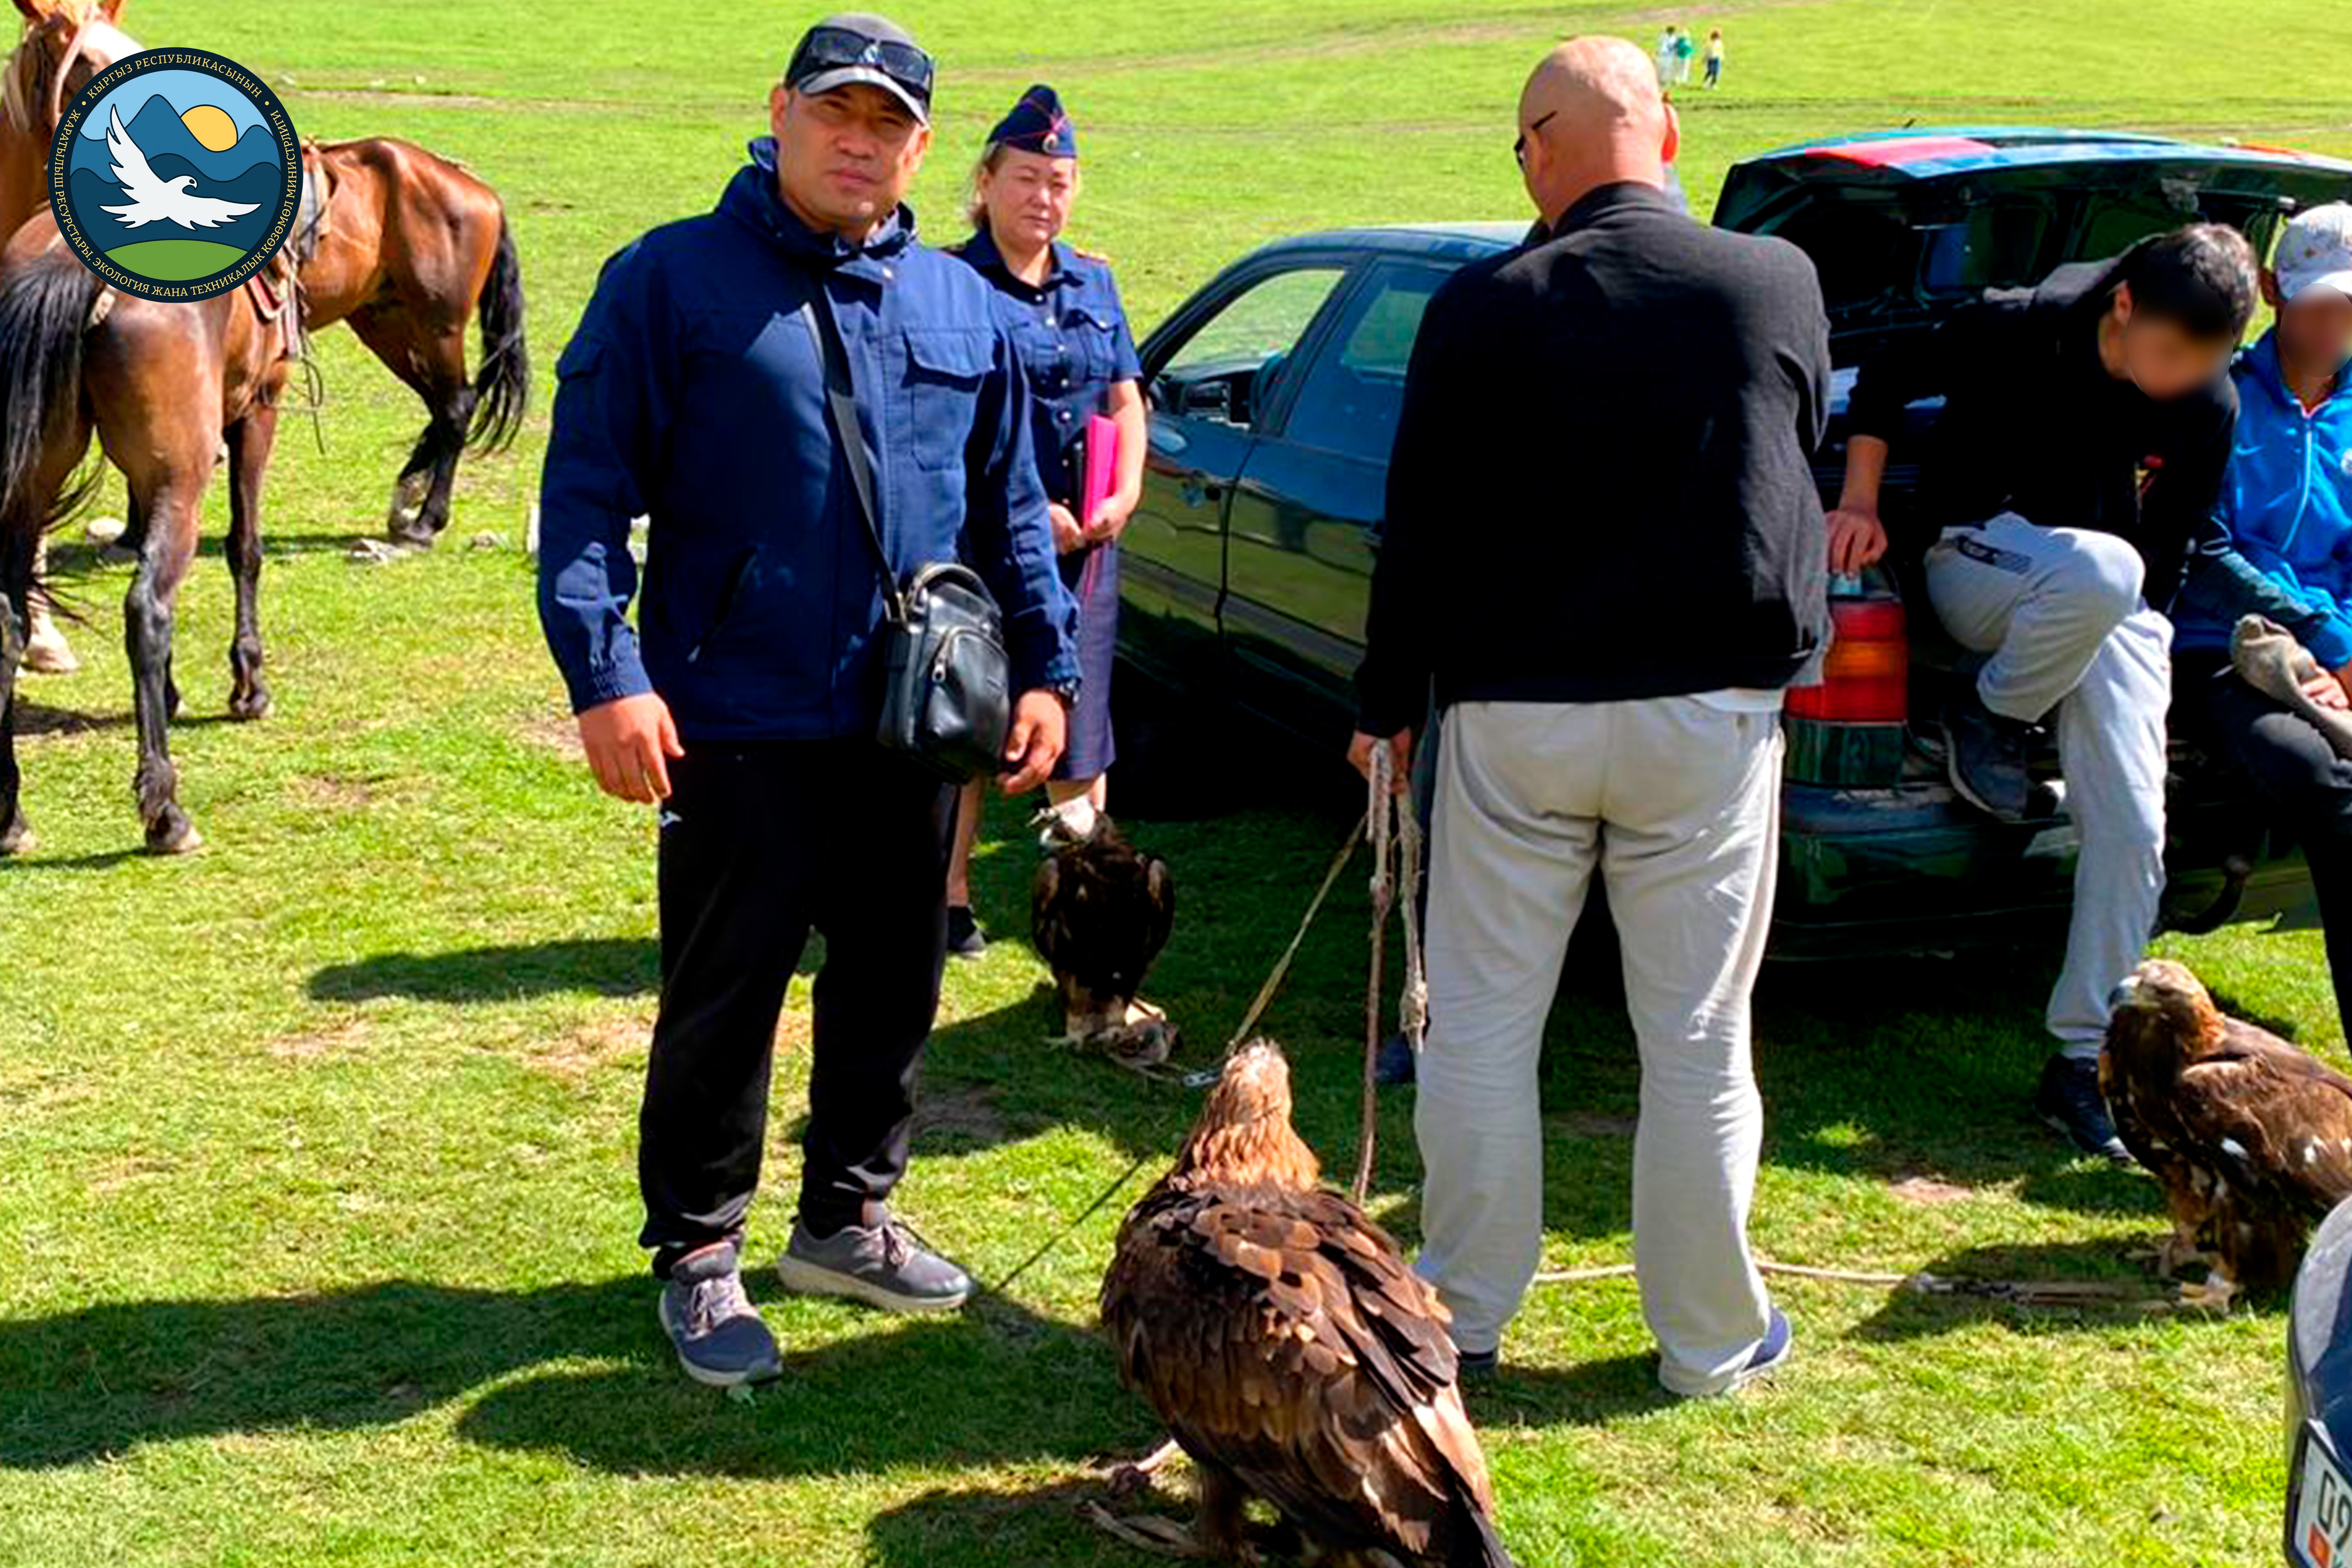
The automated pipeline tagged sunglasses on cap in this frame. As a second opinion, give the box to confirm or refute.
[786,24,935,106]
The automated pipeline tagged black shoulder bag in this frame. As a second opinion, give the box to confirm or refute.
[796,272,1013,783]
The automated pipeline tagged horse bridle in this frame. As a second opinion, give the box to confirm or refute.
[2,9,109,145]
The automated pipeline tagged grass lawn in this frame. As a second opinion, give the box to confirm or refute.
[4,0,2349,1563]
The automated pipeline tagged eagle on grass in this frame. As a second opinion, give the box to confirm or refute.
[2102,958,2352,1310]
[1098,1040,1515,1567]
[1031,797,1177,1069]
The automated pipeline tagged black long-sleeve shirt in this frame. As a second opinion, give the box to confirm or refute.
[1843,257,2238,610]
[1354,181,1834,737]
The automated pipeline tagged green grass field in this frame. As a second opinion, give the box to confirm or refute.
[4,1,2350,1564]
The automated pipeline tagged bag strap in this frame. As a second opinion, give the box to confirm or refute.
[793,266,907,622]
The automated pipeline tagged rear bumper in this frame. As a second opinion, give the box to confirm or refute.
[1769,777,2317,960]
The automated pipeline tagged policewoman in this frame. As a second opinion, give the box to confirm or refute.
[942,85,1147,956]
[536,13,1078,1389]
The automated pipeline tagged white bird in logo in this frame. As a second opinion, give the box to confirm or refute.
[96,103,260,230]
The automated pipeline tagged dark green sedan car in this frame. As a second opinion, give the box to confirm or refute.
[1116,127,2352,958]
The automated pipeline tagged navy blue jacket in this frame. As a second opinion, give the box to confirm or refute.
[537,139,1078,740]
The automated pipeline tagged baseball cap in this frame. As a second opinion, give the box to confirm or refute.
[785,13,933,125]
[2276,203,2352,304]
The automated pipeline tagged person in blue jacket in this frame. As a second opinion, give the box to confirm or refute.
[2175,203,2352,1038]
[535,11,1079,1389]
[940,85,1147,958]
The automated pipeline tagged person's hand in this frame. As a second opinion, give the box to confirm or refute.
[1347,729,1414,794]
[2310,667,2352,712]
[1085,494,1134,546]
[2336,659,2352,709]
[1047,503,1086,555]
[577,692,683,803]
[1001,690,1069,794]
[1826,504,1889,575]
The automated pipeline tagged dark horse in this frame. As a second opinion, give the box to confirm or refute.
[0,0,526,855]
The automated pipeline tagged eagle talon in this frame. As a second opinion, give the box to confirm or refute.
[2128,1233,2209,1278]
[2176,1275,2240,1315]
[1080,1501,1217,1559]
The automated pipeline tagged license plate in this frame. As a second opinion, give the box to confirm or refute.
[2293,1423,2352,1568]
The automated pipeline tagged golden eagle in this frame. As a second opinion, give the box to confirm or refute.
[2103,958,2352,1310]
[1031,799,1176,1065]
[1099,1041,1515,1566]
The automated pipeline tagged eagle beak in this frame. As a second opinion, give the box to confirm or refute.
[2108,977,2145,1013]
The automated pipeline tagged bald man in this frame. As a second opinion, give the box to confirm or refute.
[1350,36,1832,1398]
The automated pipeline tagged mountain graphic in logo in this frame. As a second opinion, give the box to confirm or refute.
[47,51,302,300]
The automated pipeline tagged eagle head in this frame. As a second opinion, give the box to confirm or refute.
[1172,1039,1321,1192]
[2109,958,2227,1058]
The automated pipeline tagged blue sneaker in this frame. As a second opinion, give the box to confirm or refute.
[1718,1307,1793,1396]
[657,1241,784,1388]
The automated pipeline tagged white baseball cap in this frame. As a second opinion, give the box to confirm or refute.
[2276,203,2352,304]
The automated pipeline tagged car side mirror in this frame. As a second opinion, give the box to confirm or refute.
[1180,378,1233,422]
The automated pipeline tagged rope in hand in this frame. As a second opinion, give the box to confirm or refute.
[1354,743,1426,1204]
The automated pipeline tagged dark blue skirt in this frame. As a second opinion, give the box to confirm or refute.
[1055,539,1119,780]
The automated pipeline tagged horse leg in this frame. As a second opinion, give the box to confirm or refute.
[223,403,279,722]
[0,539,30,856]
[123,484,203,855]
[22,535,77,674]
[349,305,474,547]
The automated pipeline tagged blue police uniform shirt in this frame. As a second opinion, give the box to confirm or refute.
[951,225,1143,508]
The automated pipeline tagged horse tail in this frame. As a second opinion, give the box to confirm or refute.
[0,258,102,610]
[466,210,528,453]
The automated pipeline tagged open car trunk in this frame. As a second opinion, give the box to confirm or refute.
[1715,128,2352,368]
[1711,130,2352,950]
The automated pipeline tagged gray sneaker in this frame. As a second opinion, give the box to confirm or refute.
[657,1241,784,1387]
[775,1210,973,1313]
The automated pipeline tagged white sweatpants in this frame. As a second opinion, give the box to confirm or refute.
[1415,696,1781,1396]
[1924,514,2170,1058]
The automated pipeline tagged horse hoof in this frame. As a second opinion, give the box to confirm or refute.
[230,691,272,723]
[143,813,203,856]
[0,820,31,857]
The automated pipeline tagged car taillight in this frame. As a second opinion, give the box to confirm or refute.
[1788,597,1907,724]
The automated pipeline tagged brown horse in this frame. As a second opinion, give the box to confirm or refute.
[0,222,291,855]
[0,0,526,854]
[4,0,528,548]
[297,135,528,543]
[1,0,285,853]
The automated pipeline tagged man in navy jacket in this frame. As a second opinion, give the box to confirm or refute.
[537,13,1078,1388]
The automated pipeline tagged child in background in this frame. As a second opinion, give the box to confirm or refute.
[1674,25,1697,84]
[1704,29,1725,88]
[1656,25,1679,88]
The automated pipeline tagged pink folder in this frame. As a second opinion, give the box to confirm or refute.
[1081,414,1120,528]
